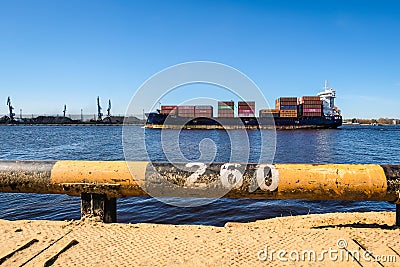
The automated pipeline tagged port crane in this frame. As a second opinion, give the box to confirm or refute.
[97,96,103,121]
[102,99,112,123]
[6,97,15,121]
[107,99,111,118]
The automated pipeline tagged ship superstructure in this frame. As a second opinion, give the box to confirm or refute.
[317,80,340,116]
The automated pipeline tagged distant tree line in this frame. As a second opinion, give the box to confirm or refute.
[350,118,399,125]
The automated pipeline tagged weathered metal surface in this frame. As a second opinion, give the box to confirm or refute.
[0,160,399,202]
[51,161,147,197]
[145,163,392,201]
[0,160,56,194]
[381,165,400,203]
[60,183,122,197]
[274,164,390,201]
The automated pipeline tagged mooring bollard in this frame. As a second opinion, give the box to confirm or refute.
[0,160,399,224]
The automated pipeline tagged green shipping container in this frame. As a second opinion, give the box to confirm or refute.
[218,105,234,110]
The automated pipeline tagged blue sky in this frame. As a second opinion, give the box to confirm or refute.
[0,0,399,118]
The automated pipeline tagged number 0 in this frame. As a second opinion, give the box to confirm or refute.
[255,164,279,191]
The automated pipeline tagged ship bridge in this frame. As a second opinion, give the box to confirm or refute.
[317,80,340,116]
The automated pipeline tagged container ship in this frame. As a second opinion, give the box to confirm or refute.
[145,81,342,129]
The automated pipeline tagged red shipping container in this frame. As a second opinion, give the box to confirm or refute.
[278,97,297,102]
[238,102,255,109]
[160,110,177,115]
[161,105,177,110]
[195,114,212,117]
[218,114,234,117]
[218,101,234,106]
[302,104,322,108]
[238,104,255,107]
[178,106,195,110]
[195,105,213,110]
[303,108,321,113]
[299,100,322,105]
[299,96,321,103]
[303,112,321,117]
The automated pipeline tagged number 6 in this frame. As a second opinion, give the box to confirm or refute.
[220,163,243,189]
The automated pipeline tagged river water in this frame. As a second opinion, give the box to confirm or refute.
[0,125,398,226]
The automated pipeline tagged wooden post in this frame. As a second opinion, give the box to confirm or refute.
[81,193,117,223]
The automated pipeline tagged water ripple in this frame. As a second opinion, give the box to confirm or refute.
[0,125,397,226]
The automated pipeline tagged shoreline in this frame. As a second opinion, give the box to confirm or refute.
[0,123,144,126]
[1,211,398,266]
[1,122,398,127]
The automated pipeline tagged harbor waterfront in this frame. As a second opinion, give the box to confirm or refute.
[1,123,399,267]
[2,0,400,265]
[0,125,399,225]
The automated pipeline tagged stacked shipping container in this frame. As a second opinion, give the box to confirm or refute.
[276,97,298,118]
[218,101,234,118]
[194,105,213,118]
[238,101,255,117]
[162,105,213,118]
[298,96,322,117]
[177,106,195,117]
[160,96,323,119]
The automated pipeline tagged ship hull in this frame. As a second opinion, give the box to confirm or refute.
[145,113,342,130]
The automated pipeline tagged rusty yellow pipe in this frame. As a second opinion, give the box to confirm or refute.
[274,164,389,201]
[0,160,399,202]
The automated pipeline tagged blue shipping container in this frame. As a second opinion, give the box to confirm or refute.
[279,105,297,110]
